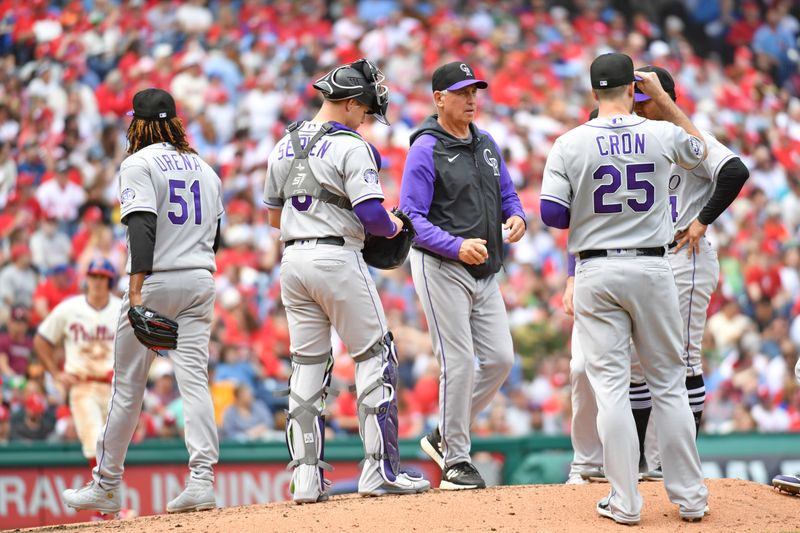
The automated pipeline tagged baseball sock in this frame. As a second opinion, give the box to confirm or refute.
[686,374,705,438]
[629,381,651,469]
[88,457,97,470]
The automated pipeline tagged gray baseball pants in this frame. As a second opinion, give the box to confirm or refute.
[410,249,514,468]
[94,269,219,489]
[574,252,707,521]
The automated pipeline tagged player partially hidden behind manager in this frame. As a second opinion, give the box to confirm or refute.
[400,61,526,490]
[264,58,430,503]
[63,88,224,515]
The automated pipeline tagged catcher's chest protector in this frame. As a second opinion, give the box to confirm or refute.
[281,122,353,211]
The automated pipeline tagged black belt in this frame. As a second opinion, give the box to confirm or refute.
[578,247,665,260]
[668,241,678,249]
[416,246,450,263]
[285,236,345,247]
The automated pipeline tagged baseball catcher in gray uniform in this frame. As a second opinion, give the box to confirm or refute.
[264,58,430,503]
[63,88,223,515]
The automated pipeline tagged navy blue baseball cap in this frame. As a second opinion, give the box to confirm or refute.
[432,62,488,92]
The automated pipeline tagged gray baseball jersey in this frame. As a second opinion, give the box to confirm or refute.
[541,115,704,253]
[669,130,736,231]
[91,142,222,497]
[570,130,734,482]
[119,142,224,273]
[544,113,708,521]
[264,121,383,243]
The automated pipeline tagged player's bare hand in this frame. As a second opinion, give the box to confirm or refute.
[459,238,488,265]
[672,218,707,258]
[562,276,575,316]
[503,215,526,243]
[387,210,403,239]
[57,372,77,387]
[634,71,667,100]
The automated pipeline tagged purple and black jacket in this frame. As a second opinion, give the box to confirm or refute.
[399,115,526,279]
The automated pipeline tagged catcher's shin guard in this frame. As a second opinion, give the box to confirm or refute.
[355,332,400,484]
[277,352,334,503]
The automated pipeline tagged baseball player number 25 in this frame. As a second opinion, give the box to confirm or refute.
[593,162,655,213]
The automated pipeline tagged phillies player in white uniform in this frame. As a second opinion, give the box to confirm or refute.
[541,53,708,525]
[265,59,429,503]
[36,259,120,464]
[566,65,749,484]
[35,259,133,520]
[63,88,223,515]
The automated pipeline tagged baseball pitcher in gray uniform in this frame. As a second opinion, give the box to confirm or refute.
[264,59,430,503]
[63,88,223,515]
[541,53,709,525]
[630,65,749,477]
[566,66,750,485]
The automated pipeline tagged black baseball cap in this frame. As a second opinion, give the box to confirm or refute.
[634,65,676,102]
[127,88,177,120]
[432,61,488,92]
[590,53,641,90]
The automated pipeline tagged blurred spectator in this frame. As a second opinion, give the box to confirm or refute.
[0,404,10,444]
[9,392,54,441]
[0,306,34,378]
[29,216,72,271]
[35,161,86,223]
[0,141,16,210]
[0,244,37,320]
[707,299,755,354]
[214,343,260,392]
[751,388,790,431]
[752,6,797,85]
[30,264,78,325]
[220,383,276,442]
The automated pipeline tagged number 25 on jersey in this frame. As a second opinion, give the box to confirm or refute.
[593,163,655,214]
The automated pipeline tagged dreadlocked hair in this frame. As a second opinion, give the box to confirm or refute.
[126,117,197,155]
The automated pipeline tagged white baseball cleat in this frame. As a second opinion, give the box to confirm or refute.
[359,471,431,496]
[566,473,590,485]
[597,496,640,525]
[580,467,608,483]
[167,479,216,513]
[680,505,710,522]
[62,481,121,514]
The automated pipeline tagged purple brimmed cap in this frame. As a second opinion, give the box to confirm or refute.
[634,65,676,102]
[432,62,488,92]
[590,53,642,89]
[126,88,177,120]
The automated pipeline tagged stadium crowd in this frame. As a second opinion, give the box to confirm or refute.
[1,0,799,447]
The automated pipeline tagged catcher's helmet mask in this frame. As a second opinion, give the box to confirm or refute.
[313,59,389,125]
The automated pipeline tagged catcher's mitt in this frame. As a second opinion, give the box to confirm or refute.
[127,305,179,351]
[362,208,416,270]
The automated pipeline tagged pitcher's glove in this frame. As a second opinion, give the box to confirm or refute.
[127,305,179,351]
[362,208,416,270]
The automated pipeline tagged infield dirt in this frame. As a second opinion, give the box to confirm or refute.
[18,478,800,533]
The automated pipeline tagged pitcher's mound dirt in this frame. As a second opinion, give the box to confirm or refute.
[21,478,800,533]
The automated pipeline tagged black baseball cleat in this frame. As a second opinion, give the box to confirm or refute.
[440,462,486,491]
[773,474,800,495]
[420,427,444,469]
